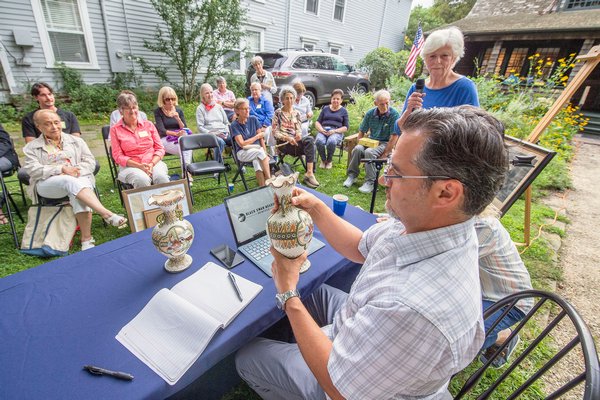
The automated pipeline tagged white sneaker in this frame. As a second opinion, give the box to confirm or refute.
[358,181,375,193]
[81,238,95,251]
[319,161,327,169]
[343,175,355,188]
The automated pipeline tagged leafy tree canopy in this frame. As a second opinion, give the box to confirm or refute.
[405,0,475,44]
[139,0,246,101]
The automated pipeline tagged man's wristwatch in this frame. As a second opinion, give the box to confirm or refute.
[275,289,300,311]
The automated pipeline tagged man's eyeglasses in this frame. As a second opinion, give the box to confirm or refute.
[382,155,452,185]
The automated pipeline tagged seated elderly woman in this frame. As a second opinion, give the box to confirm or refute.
[110,92,169,188]
[230,98,271,187]
[248,82,275,155]
[154,86,192,173]
[196,83,229,163]
[272,87,319,188]
[23,109,127,250]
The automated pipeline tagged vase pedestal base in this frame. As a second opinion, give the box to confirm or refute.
[165,254,193,273]
[299,259,311,274]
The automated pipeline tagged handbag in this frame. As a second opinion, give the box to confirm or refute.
[20,205,77,257]
[166,128,193,144]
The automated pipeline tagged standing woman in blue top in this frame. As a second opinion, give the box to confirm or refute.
[395,26,479,133]
[314,89,349,168]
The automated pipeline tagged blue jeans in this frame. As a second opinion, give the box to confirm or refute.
[214,136,225,163]
[315,132,342,163]
[482,300,526,349]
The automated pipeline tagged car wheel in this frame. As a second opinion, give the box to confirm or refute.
[304,91,316,109]
[355,84,368,94]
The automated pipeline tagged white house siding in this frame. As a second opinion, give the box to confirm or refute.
[0,0,411,100]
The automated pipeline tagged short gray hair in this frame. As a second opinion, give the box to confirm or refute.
[403,106,508,216]
[117,92,138,111]
[279,86,297,101]
[234,97,249,111]
[373,89,391,102]
[216,76,226,85]
[200,83,213,95]
[421,26,465,66]
[251,55,263,67]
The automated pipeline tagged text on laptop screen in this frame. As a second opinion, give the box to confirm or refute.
[226,187,275,244]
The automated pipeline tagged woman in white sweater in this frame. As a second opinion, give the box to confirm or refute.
[196,83,229,163]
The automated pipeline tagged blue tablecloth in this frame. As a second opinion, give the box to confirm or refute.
[0,191,376,399]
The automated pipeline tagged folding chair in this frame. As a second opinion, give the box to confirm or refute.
[454,289,600,399]
[0,157,24,248]
[101,125,119,188]
[179,134,230,204]
[18,160,106,227]
[230,140,277,191]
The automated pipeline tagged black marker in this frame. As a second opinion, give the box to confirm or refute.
[84,365,134,381]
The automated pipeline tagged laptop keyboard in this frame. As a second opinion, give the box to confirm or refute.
[244,236,271,260]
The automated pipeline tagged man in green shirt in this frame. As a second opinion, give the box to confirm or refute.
[343,89,400,193]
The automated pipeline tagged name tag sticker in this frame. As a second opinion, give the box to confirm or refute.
[61,121,66,129]
[138,130,149,138]
[256,104,262,109]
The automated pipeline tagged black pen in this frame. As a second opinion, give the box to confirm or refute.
[228,272,244,302]
[84,365,134,381]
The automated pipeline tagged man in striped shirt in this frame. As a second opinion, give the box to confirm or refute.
[236,107,509,399]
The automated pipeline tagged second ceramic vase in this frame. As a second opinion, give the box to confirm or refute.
[266,172,314,273]
[148,190,195,273]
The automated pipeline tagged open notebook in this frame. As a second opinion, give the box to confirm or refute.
[116,262,262,385]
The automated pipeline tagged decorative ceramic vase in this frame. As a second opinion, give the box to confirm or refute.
[266,172,314,273]
[148,190,194,273]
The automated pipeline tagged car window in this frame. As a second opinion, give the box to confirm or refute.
[313,56,334,71]
[332,56,350,72]
[292,56,316,70]
[261,54,285,69]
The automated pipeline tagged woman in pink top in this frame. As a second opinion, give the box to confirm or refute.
[110,92,169,188]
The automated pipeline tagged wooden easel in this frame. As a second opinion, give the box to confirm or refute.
[522,45,600,245]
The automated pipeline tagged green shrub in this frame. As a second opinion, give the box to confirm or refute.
[356,48,418,91]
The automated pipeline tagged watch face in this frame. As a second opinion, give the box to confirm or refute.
[275,295,285,310]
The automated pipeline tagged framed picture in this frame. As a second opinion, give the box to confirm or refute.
[122,179,192,233]
[493,135,556,216]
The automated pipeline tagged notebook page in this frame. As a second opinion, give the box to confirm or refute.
[116,288,221,385]
[172,262,263,327]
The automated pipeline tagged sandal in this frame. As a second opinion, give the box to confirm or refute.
[104,214,128,229]
[0,212,8,225]
[302,174,320,189]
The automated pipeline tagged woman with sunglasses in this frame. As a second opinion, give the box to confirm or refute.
[153,86,192,176]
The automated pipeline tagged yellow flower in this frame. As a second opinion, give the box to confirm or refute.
[569,53,576,57]
[561,76,569,81]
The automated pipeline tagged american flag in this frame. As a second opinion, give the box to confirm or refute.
[404,23,424,79]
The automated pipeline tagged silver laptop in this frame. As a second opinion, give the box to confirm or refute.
[224,186,325,276]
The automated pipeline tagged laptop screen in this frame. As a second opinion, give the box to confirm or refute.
[224,187,275,246]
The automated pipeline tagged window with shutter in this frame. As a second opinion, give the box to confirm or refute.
[32,0,97,68]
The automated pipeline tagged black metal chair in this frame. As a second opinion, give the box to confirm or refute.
[101,125,119,188]
[179,134,230,204]
[230,141,277,191]
[18,160,106,227]
[454,289,600,399]
[0,157,24,248]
